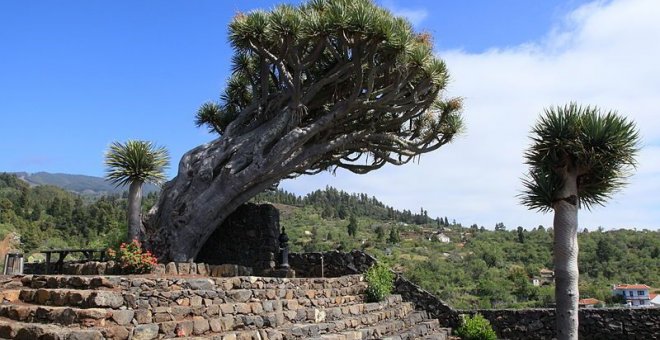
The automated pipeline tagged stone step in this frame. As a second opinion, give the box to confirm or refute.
[15,284,367,310]
[20,274,365,292]
[378,319,447,340]
[309,313,450,340]
[0,304,112,327]
[123,299,412,339]
[348,311,434,339]
[0,296,413,338]
[0,318,108,340]
[18,288,126,308]
[0,276,24,290]
[0,289,21,303]
[21,275,121,290]
[278,302,417,339]
[128,284,367,308]
[0,294,405,333]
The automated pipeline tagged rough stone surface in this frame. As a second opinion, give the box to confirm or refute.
[289,250,376,278]
[165,262,177,275]
[68,330,104,340]
[88,291,124,308]
[111,310,134,326]
[195,203,280,272]
[132,324,159,340]
[176,263,191,275]
[188,279,214,290]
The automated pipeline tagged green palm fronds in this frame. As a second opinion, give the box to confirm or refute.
[104,140,170,187]
[521,103,640,211]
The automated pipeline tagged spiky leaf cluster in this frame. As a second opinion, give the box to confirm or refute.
[195,0,463,175]
[521,103,639,212]
[105,140,170,187]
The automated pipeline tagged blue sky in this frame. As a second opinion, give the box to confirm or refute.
[1,0,658,230]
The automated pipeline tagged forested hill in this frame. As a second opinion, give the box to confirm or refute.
[253,187,450,226]
[11,171,159,196]
[253,187,660,309]
[0,172,158,253]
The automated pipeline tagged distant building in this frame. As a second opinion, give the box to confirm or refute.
[539,268,554,278]
[427,232,450,243]
[613,284,652,307]
[531,268,555,286]
[650,293,660,307]
[578,298,603,309]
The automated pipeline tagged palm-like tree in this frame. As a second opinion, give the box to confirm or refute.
[521,103,639,340]
[105,140,170,243]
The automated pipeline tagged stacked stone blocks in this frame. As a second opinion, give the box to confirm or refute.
[0,274,450,339]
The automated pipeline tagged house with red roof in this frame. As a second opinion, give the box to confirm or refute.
[612,284,653,307]
[578,298,603,309]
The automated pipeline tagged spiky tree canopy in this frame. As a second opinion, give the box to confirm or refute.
[194,0,463,175]
[521,103,640,212]
[105,140,170,187]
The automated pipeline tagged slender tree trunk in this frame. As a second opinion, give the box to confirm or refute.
[127,181,143,243]
[553,170,579,340]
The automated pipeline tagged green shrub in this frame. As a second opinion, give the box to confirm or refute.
[364,262,395,302]
[456,313,497,340]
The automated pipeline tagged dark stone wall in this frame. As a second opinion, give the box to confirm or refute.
[195,203,280,273]
[393,274,460,329]
[460,308,660,340]
[289,250,377,277]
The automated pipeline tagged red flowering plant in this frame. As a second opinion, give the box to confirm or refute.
[107,239,157,274]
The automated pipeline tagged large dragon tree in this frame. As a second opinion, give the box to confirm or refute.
[145,0,464,261]
[521,103,639,340]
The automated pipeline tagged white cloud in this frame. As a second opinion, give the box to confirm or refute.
[380,1,428,27]
[283,0,660,230]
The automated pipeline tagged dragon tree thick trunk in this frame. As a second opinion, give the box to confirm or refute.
[144,110,313,261]
[553,170,579,340]
[145,143,280,261]
[127,180,143,243]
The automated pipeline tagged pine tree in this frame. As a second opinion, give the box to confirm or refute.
[347,215,358,238]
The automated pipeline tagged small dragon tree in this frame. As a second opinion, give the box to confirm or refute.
[105,140,170,243]
[520,103,639,340]
[146,0,464,261]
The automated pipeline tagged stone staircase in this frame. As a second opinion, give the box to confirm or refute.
[0,274,453,340]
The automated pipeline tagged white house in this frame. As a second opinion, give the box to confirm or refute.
[428,232,450,243]
[613,284,653,307]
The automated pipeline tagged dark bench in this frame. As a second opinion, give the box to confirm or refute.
[40,248,106,274]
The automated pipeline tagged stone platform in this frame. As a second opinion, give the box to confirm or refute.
[0,274,453,340]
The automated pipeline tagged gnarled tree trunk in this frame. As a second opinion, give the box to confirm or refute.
[144,107,349,261]
[553,169,579,340]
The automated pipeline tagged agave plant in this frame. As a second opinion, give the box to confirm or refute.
[521,103,639,340]
[105,140,169,243]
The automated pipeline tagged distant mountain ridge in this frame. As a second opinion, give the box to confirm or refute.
[10,171,160,195]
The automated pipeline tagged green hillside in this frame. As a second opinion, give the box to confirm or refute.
[0,172,157,256]
[1,172,658,309]
[254,188,660,309]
